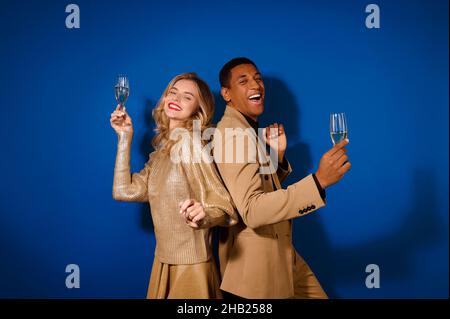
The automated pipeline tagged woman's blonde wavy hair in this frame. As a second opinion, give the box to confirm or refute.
[151,72,215,153]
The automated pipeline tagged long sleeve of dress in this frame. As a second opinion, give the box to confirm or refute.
[177,136,239,229]
[112,131,150,203]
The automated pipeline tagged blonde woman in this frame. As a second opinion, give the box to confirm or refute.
[110,73,238,299]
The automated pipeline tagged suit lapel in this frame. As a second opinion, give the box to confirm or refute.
[224,106,282,190]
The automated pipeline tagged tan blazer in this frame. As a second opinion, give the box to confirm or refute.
[214,106,326,298]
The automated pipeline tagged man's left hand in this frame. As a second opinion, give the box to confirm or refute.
[263,123,287,162]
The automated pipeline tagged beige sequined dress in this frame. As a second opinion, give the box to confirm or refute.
[112,131,238,299]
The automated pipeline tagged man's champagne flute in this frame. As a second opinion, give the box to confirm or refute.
[330,112,348,145]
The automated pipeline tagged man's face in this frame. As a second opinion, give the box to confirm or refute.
[221,64,265,121]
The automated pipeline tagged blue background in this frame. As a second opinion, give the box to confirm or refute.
[0,0,448,298]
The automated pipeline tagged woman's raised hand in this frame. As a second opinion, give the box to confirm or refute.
[110,104,133,134]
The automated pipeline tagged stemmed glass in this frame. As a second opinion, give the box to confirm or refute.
[115,75,129,110]
[330,112,348,145]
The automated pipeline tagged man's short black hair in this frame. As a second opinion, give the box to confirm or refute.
[219,57,258,88]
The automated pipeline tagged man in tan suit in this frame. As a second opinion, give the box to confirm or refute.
[213,57,351,299]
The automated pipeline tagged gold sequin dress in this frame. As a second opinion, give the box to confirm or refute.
[112,131,238,299]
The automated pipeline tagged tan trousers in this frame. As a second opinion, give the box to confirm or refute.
[292,252,328,299]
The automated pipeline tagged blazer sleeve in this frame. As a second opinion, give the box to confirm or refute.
[277,158,292,183]
[213,128,326,229]
[112,131,150,203]
[177,136,239,229]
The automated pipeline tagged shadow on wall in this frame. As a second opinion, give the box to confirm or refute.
[213,91,226,126]
[293,168,443,298]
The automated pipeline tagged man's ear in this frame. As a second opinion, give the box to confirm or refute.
[221,87,231,104]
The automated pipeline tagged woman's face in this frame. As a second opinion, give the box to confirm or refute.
[164,79,200,124]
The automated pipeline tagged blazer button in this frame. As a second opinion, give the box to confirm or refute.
[264,175,269,180]
[311,205,316,209]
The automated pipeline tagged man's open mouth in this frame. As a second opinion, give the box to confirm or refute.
[248,93,262,102]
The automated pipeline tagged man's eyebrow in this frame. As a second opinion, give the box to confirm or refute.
[169,87,178,91]
[236,72,261,80]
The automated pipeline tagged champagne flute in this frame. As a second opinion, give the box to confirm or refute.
[330,112,348,145]
[115,75,129,110]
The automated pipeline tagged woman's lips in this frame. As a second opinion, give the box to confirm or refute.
[168,102,182,111]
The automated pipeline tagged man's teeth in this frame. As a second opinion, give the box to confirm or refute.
[249,94,261,100]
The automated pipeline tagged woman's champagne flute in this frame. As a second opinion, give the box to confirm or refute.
[115,75,129,111]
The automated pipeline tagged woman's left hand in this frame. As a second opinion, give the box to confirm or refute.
[179,199,206,229]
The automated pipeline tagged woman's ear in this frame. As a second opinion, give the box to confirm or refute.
[221,87,231,103]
